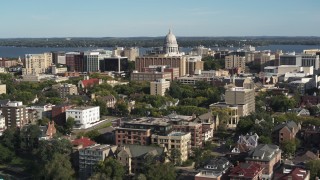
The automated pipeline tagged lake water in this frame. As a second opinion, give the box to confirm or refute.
[0,45,320,58]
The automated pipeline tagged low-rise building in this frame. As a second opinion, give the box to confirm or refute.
[117,144,166,174]
[131,71,172,82]
[195,157,232,180]
[52,83,78,98]
[79,144,117,178]
[274,167,310,180]
[232,133,259,154]
[0,84,6,94]
[246,144,282,179]
[172,122,202,148]
[29,104,54,120]
[52,104,73,126]
[71,137,97,172]
[66,106,100,129]
[151,131,191,162]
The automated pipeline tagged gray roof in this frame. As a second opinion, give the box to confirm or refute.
[273,121,298,133]
[203,157,231,172]
[124,144,165,158]
[0,99,10,106]
[247,144,280,161]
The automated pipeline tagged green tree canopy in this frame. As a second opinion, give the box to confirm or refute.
[146,162,176,180]
[93,157,125,180]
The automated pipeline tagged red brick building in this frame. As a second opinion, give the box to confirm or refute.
[272,121,301,145]
[173,123,202,148]
[115,128,151,145]
[52,104,73,126]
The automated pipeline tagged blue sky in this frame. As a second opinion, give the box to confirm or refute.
[0,0,319,38]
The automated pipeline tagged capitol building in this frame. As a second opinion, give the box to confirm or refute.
[134,29,203,77]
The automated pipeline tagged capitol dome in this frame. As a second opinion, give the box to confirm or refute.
[165,29,178,45]
[164,29,179,55]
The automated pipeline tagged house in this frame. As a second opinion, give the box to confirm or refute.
[300,125,320,148]
[231,133,259,154]
[245,144,282,180]
[194,111,220,131]
[274,167,310,180]
[292,151,319,166]
[116,144,166,174]
[291,108,310,116]
[39,121,57,140]
[272,121,301,145]
[194,157,232,180]
[100,95,117,108]
[229,163,264,180]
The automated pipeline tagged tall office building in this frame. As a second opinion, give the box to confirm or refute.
[84,52,100,72]
[65,52,84,72]
[99,57,128,72]
[23,53,52,75]
[124,47,139,61]
[150,79,171,96]
[52,51,66,65]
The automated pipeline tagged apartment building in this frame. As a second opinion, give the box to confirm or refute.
[1,101,28,128]
[52,83,78,98]
[172,122,202,148]
[131,71,172,82]
[151,131,191,162]
[115,128,151,145]
[150,79,171,96]
[66,106,100,129]
[225,55,246,71]
[23,53,52,75]
[79,144,117,178]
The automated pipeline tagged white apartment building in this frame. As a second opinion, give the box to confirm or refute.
[66,106,100,129]
[23,53,53,75]
[150,79,170,96]
[151,131,191,162]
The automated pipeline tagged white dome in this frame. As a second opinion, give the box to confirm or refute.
[164,29,178,45]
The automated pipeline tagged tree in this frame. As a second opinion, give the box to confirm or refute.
[281,140,297,158]
[114,100,129,116]
[93,157,125,180]
[0,144,15,163]
[146,162,176,180]
[306,159,320,180]
[42,153,74,180]
[169,148,182,166]
[20,124,41,151]
[259,135,272,144]
[1,127,20,150]
[64,117,75,135]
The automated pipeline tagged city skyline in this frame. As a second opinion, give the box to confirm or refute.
[0,0,319,38]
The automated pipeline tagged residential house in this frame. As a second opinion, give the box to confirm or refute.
[194,157,232,180]
[38,121,56,140]
[272,121,301,145]
[245,144,282,180]
[100,95,117,108]
[116,144,166,174]
[274,167,310,180]
[292,151,319,166]
[300,125,320,148]
[231,133,259,154]
[79,144,117,179]
[291,108,310,116]
[229,163,264,180]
